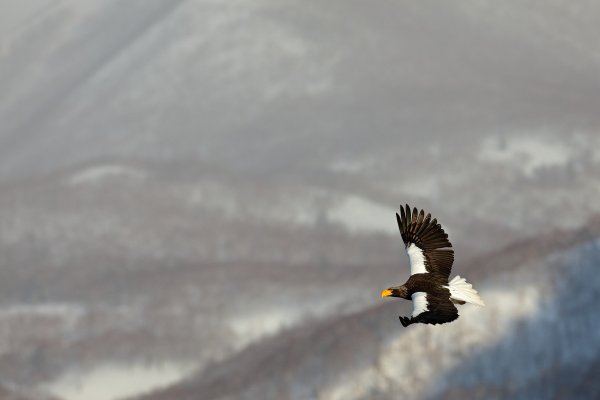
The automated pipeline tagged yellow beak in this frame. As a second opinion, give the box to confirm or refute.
[381,289,393,298]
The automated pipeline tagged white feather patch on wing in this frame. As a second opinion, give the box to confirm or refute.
[411,292,428,317]
[406,243,427,275]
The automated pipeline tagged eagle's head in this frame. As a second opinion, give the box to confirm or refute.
[381,285,409,299]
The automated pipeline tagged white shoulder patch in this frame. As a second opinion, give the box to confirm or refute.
[406,243,427,275]
[411,292,428,317]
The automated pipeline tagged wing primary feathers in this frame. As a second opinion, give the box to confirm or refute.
[396,204,454,278]
[411,207,419,228]
[417,209,425,225]
[400,206,407,235]
[415,212,430,236]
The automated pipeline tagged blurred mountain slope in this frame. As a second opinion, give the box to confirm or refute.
[1,0,600,248]
[136,221,600,400]
[0,384,59,400]
[0,164,403,386]
[1,0,600,179]
[2,1,600,398]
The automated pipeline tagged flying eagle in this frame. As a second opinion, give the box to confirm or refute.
[381,205,484,327]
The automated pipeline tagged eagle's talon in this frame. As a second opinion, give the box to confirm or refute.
[399,316,411,327]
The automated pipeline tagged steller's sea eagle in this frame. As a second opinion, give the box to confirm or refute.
[381,205,484,327]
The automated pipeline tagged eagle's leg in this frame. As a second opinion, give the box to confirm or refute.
[399,316,414,327]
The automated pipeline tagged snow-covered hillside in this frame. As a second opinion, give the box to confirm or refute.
[1,0,599,243]
[138,228,600,400]
[1,1,600,399]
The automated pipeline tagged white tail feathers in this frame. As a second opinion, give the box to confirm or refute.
[445,275,485,307]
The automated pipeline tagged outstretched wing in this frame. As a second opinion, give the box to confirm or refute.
[396,204,454,279]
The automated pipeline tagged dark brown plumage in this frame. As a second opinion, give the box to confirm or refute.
[382,204,484,327]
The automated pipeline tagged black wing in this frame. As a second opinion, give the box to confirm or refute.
[401,286,459,327]
[410,298,459,326]
[396,204,454,279]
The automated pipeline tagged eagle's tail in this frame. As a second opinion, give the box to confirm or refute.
[446,275,485,307]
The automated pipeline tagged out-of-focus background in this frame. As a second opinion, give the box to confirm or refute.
[1,1,599,399]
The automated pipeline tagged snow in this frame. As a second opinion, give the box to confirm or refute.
[67,164,147,185]
[479,135,571,175]
[328,195,396,234]
[40,362,196,400]
[329,158,375,174]
[185,181,397,234]
[318,283,545,400]
[229,308,301,347]
[395,176,440,198]
[316,239,600,400]
[0,303,85,329]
